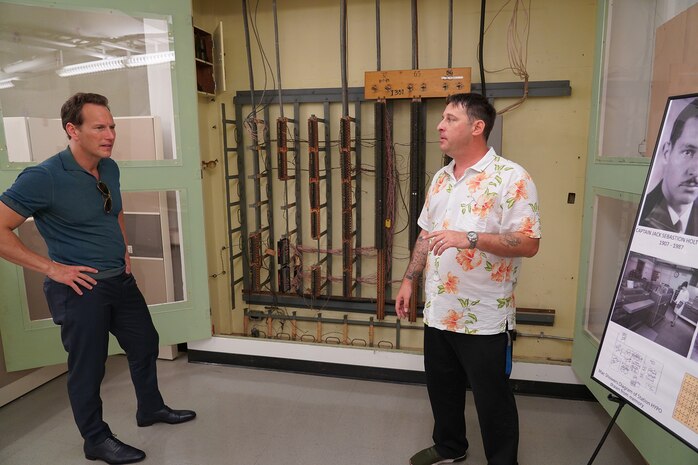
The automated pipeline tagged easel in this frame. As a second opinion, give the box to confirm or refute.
[586,394,626,465]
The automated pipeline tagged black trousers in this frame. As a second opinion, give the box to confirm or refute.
[44,273,164,446]
[424,325,518,465]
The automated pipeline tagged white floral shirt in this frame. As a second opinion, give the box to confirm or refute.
[417,148,541,334]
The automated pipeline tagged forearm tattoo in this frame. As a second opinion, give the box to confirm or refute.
[404,235,430,280]
[499,233,522,248]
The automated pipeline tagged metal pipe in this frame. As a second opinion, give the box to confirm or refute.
[272,0,284,118]
[478,0,487,96]
[246,308,423,330]
[221,104,236,307]
[241,0,257,111]
[411,0,418,69]
[447,0,453,68]
[375,0,381,71]
[516,331,574,342]
[340,0,349,116]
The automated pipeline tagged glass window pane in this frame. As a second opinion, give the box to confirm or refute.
[17,189,185,322]
[584,194,638,340]
[598,0,698,158]
[0,3,177,162]
[122,191,187,303]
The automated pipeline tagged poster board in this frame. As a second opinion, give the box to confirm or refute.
[592,94,698,452]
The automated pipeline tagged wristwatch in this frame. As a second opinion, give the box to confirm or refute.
[467,231,479,249]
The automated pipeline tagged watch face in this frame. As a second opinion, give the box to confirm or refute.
[467,231,478,248]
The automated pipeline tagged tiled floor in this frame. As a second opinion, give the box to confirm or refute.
[0,355,645,464]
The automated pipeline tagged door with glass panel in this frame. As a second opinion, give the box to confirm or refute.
[573,1,698,463]
[0,0,210,371]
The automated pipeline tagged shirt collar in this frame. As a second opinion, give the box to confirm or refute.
[667,205,691,233]
[444,147,497,181]
[58,147,102,174]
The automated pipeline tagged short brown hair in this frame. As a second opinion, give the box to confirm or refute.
[60,93,110,139]
[446,92,496,141]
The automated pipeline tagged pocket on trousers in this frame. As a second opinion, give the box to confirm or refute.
[43,279,71,325]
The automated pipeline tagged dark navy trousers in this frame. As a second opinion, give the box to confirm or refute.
[424,325,519,465]
[44,273,165,446]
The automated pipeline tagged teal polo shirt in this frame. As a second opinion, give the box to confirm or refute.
[0,148,126,273]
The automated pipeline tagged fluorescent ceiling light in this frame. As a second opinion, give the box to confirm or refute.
[0,79,16,90]
[126,51,175,68]
[57,57,125,77]
[56,51,175,77]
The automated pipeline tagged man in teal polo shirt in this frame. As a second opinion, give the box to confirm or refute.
[0,93,195,464]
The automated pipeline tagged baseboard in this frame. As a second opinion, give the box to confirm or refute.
[188,336,593,400]
[0,363,67,408]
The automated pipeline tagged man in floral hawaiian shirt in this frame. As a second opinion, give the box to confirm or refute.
[396,93,541,465]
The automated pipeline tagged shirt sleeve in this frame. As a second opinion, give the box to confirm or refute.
[0,166,53,218]
[499,167,541,238]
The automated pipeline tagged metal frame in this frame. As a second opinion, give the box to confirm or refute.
[224,83,571,321]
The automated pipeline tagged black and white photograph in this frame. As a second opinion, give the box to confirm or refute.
[610,251,698,359]
[639,96,698,236]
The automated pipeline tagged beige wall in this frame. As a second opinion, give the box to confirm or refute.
[193,0,597,362]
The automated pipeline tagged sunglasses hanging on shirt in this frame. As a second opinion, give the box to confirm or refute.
[96,181,112,214]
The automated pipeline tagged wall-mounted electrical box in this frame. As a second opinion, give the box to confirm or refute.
[194,22,226,96]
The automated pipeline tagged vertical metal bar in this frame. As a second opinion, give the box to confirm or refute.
[385,99,395,302]
[375,101,386,319]
[340,116,353,297]
[294,101,302,293]
[418,100,427,210]
[221,103,236,308]
[234,99,250,292]
[479,0,487,97]
[374,102,385,251]
[408,101,421,247]
[251,231,262,290]
[250,117,262,234]
[272,0,284,119]
[308,115,320,244]
[340,0,349,117]
[263,106,277,291]
[408,99,425,323]
[323,100,332,296]
[411,0,418,70]
[354,101,362,297]
[448,0,453,69]
[375,0,381,71]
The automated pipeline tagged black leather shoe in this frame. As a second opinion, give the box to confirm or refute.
[84,435,145,464]
[136,405,196,427]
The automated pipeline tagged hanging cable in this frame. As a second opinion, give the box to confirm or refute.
[478,0,487,97]
[241,0,257,114]
[482,0,531,114]
[447,0,453,69]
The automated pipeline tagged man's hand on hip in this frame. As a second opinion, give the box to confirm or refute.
[47,261,98,295]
